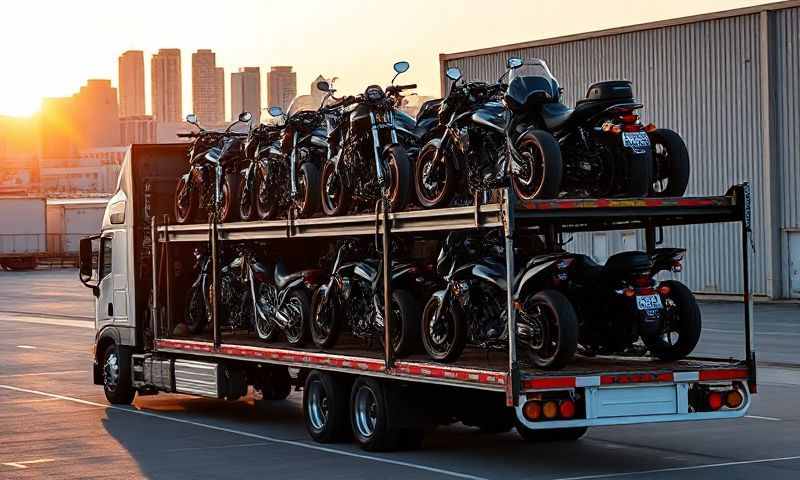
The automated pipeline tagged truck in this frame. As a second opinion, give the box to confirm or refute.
[78,143,757,451]
[0,196,47,270]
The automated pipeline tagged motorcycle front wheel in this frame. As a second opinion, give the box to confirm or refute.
[421,295,466,362]
[283,289,311,346]
[185,286,207,334]
[511,130,562,201]
[644,281,701,361]
[238,172,255,221]
[254,162,280,220]
[254,283,277,341]
[383,145,411,212]
[294,163,321,219]
[414,140,455,209]
[320,162,351,217]
[310,285,341,348]
[174,176,196,224]
[378,289,420,357]
[520,289,578,369]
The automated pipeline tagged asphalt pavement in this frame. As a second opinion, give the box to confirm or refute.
[0,269,798,479]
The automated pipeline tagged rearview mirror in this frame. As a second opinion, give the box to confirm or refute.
[393,61,410,74]
[507,57,523,69]
[238,111,252,123]
[316,81,330,92]
[445,67,462,81]
[185,113,198,125]
[79,236,99,293]
[268,106,284,117]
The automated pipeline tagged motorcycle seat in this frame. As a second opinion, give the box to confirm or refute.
[603,251,652,279]
[540,102,574,131]
[274,260,305,289]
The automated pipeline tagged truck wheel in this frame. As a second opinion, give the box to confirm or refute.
[303,370,350,443]
[515,421,588,442]
[649,128,690,197]
[102,343,135,405]
[645,280,702,361]
[350,377,402,451]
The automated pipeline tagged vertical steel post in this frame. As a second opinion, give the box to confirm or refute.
[739,183,756,391]
[644,221,656,254]
[211,214,221,348]
[163,215,173,336]
[503,187,519,406]
[150,216,159,349]
[382,202,394,370]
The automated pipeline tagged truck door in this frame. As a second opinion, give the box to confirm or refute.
[96,232,130,329]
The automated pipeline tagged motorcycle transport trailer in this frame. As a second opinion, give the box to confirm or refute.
[79,143,756,450]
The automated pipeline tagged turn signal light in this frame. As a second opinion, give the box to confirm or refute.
[559,400,576,419]
[644,123,657,133]
[657,285,671,296]
[623,288,636,297]
[523,401,542,421]
[707,391,723,411]
[610,125,623,134]
[725,390,744,409]
[542,401,559,419]
[619,114,639,124]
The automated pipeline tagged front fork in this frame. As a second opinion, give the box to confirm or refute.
[368,111,398,186]
[289,131,299,198]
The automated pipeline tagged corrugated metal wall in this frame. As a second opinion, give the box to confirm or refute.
[443,7,800,296]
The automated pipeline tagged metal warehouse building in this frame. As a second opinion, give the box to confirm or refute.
[439,0,800,299]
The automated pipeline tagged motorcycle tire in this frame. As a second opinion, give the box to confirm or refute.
[522,289,578,370]
[414,139,456,209]
[294,162,321,218]
[174,176,196,224]
[511,130,562,201]
[320,161,351,217]
[254,283,277,341]
[648,128,690,197]
[384,145,411,212]
[185,286,208,334]
[218,174,236,222]
[644,280,702,361]
[255,162,280,220]
[284,288,311,346]
[421,295,466,362]
[380,289,421,357]
[310,285,341,348]
[238,172,256,221]
[624,148,653,197]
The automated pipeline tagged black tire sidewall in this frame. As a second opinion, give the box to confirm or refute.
[389,289,420,357]
[310,285,340,348]
[285,288,311,346]
[102,343,135,405]
[512,130,563,200]
[648,128,690,197]
[303,370,350,443]
[320,162,351,217]
[414,141,455,208]
[646,280,701,361]
[385,146,411,212]
[350,378,397,451]
[421,296,466,362]
[296,162,321,218]
[526,289,578,369]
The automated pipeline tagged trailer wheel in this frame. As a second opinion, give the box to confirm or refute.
[515,421,588,442]
[102,343,135,405]
[303,370,350,443]
[350,377,402,451]
[255,365,292,402]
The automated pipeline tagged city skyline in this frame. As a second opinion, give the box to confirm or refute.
[0,0,779,118]
[191,49,225,125]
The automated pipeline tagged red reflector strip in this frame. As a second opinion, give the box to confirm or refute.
[600,373,673,385]
[522,377,576,390]
[698,368,749,381]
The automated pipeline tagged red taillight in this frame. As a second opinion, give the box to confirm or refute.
[622,124,642,132]
[644,123,657,133]
[523,401,542,421]
[559,400,576,419]
[725,390,744,409]
[707,391,723,411]
[623,288,636,297]
[657,284,671,296]
[619,114,639,124]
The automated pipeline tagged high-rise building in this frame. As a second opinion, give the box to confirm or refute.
[267,66,297,112]
[191,49,225,125]
[231,67,261,124]
[120,115,156,145]
[151,49,182,122]
[118,50,145,117]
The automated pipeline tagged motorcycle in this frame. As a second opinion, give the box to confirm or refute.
[412,71,509,208]
[238,121,285,220]
[174,112,252,223]
[245,103,326,220]
[310,239,422,356]
[501,57,688,200]
[420,231,579,369]
[556,246,701,360]
[315,61,414,216]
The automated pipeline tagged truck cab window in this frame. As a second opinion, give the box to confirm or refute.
[101,236,113,279]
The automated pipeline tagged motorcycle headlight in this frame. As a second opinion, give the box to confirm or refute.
[365,86,384,101]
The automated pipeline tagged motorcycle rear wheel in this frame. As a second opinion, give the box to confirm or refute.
[378,289,420,357]
[284,289,311,346]
[174,176,196,224]
[644,280,701,361]
[254,283,277,341]
[255,162,280,220]
[521,289,578,369]
[310,285,341,348]
[624,148,653,197]
[648,128,690,197]
[511,130,562,201]
[421,296,466,362]
[320,161,351,217]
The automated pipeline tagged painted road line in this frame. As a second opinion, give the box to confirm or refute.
[745,415,782,421]
[703,328,800,337]
[0,313,93,329]
[0,384,487,480]
[16,345,36,349]
[1,458,57,469]
[551,455,800,480]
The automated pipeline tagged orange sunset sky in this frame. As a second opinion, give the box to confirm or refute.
[0,0,780,119]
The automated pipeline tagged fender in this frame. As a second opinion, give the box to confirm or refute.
[512,255,564,300]
[431,288,450,326]
[354,262,379,283]
[93,325,123,384]
[380,143,403,160]
[508,126,543,175]
[472,262,507,291]
[426,135,465,172]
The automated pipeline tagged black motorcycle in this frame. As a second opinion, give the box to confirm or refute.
[315,62,414,216]
[310,239,421,356]
[558,247,701,360]
[246,103,325,220]
[420,232,578,368]
[502,57,688,200]
[174,112,252,224]
[238,121,285,220]
[413,71,509,208]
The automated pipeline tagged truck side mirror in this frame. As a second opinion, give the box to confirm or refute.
[79,236,99,294]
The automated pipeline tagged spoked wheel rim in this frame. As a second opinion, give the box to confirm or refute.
[416,150,448,205]
[322,163,344,214]
[240,178,253,220]
[513,139,546,199]
[218,179,232,221]
[175,177,193,223]
[522,301,560,364]
[312,292,335,344]
[307,379,329,432]
[255,163,278,219]
[384,155,400,208]
[423,299,455,355]
[103,349,120,392]
[660,297,681,346]
[651,142,671,194]
[254,285,274,340]
[295,171,310,216]
[353,385,378,439]
[283,296,305,343]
